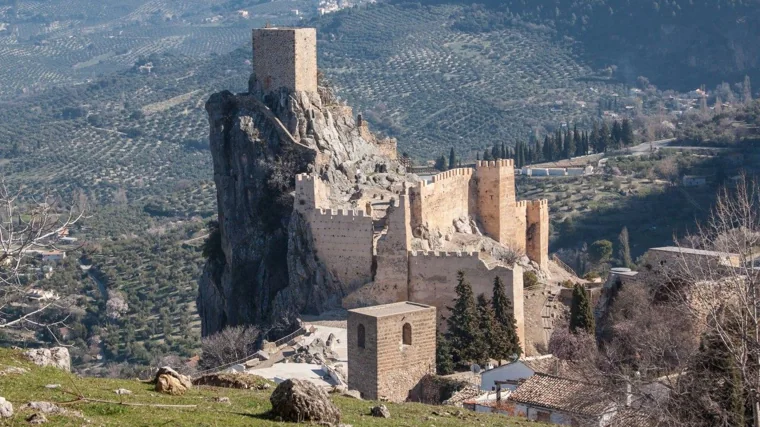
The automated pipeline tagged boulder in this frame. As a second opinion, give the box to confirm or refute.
[370,404,391,418]
[269,379,341,424]
[23,348,70,371]
[155,374,188,396]
[153,366,192,395]
[0,397,12,418]
[26,413,47,424]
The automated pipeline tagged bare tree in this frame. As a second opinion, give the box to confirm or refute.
[199,325,261,370]
[668,174,760,426]
[0,182,84,334]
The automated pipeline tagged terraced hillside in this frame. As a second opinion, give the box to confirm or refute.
[0,0,311,99]
[315,3,629,159]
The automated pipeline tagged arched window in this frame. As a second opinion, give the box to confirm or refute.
[402,323,412,345]
[357,324,365,349]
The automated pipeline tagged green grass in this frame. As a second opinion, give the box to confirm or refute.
[0,348,540,426]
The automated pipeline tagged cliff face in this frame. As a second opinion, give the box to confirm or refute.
[198,84,397,336]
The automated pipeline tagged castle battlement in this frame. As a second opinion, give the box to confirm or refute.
[516,200,528,208]
[476,159,514,169]
[409,250,480,258]
[430,167,474,183]
[315,208,368,218]
[528,199,549,207]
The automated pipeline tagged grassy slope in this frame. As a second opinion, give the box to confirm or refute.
[0,349,539,426]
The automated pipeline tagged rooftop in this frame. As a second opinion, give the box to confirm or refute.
[649,246,737,258]
[508,373,613,417]
[348,301,433,318]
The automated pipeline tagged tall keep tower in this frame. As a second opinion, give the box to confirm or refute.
[475,160,522,248]
[252,28,317,94]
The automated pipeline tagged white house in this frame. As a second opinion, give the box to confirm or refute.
[682,175,707,187]
[481,354,563,392]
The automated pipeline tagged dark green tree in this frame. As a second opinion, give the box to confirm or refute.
[483,149,492,161]
[598,122,611,152]
[621,118,634,146]
[611,120,623,147]
[475,294,496,365]
[446,271,481,364]
[491,144,500,160]
[448,147,456,169]
[435,155,448,171]
[436,331,455,375]
[589,239,613,264]
[617,226,632,268]
[491,276,522,361]
[569,284,595,334]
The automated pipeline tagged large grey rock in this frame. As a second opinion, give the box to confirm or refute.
[23,348,70,372]
[0,397,12,418]
[269,379,341,424]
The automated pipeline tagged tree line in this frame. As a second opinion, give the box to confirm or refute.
[435,118,635,171]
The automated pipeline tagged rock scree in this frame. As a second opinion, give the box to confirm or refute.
[269,378,341,424]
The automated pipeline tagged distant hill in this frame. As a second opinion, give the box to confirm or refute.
[394,0,760,91]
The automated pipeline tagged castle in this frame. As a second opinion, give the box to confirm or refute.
[251,27,550,349]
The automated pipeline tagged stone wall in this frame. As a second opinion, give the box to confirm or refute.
[310,208,373,289]
[409,168,475,235]
[252,28,317,94]
[294,173,328,213]
[475,160,520,250]
[373,194,412,301]
[376,307,436,402]
[347,313,378,398]
[526,200,549,270]
[407,251,524,347]
[513,200,528,254]
[348,303,437,402]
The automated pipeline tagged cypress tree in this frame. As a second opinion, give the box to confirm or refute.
[590,123,600,153]
[612,120,623,148]
[449,147,456,169]
[492,143,500,160]
[543,135,552,161]
[446,271,480,363]
[569,283,595,334]
[573,125,582,156]
[491,276,522,361]
[483,149,492,161]
[621,118,634,146]
[501,142,507,159]
[436,331,455,375]
[598,122,611,152]
[475,294,496,365]
[534,139,543,163]
[617,226,632,268]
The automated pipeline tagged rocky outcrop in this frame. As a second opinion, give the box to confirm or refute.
[269,379,341,424]
[23,348,70,372]
[0,397,12,418]
[198,82,401,336]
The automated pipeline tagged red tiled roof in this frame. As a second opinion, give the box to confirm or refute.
[508,373,613,417]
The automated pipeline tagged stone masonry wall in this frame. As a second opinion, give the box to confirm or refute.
[310,208,373,290]
[408,251,524,348]
[347,313,378,398]
[513,200,528,253]
[409,168,475,235]
[373,194,412,301]
[526,200,549,270]
[475,160,523,252]
[375,308,437,402]
[294,173,328,213]
[252,28,317,94]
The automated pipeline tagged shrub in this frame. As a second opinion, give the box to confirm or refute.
[200,325,260,370]
[523,271,540,290]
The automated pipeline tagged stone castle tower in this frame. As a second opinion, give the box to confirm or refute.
[347,302,436,401]
[252,28,317,94]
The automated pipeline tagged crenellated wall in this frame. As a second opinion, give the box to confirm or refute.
[409,168,475,235]
[310,208,374,289]
[526,200,549,270]
[513,200,528,251]
[295,173,329,212]
[407,251,524,347]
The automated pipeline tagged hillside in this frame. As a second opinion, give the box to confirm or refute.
[406,0,760,90]
[0,348,539,426]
